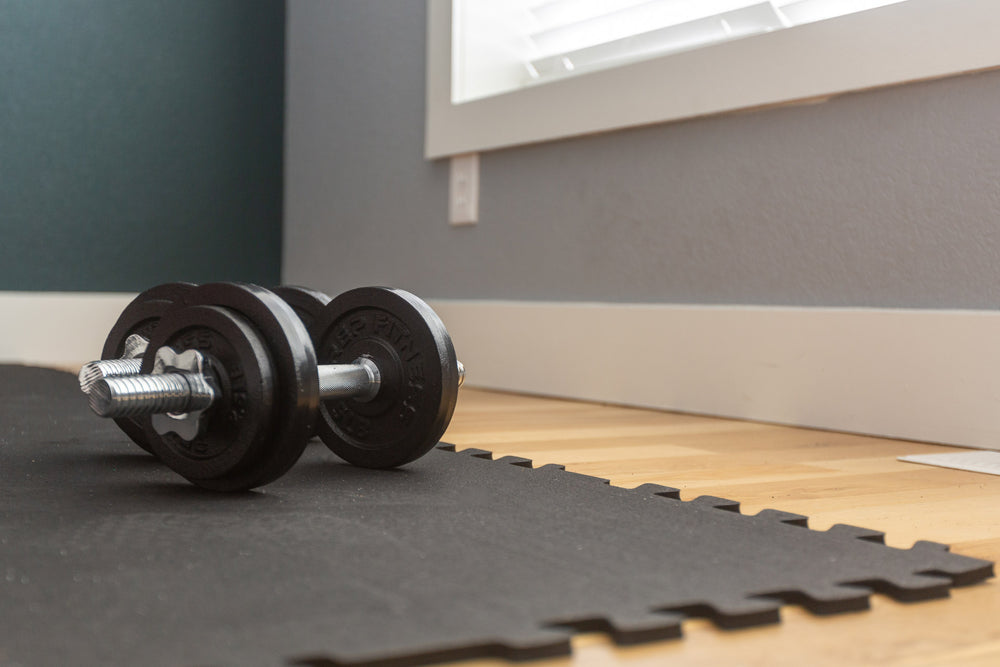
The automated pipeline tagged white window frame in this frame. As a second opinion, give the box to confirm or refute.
[426,0,1000,158]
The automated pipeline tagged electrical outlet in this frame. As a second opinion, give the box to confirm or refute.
[449,153,479,225]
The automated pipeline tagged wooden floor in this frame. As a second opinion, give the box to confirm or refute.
[442,388,1000,667]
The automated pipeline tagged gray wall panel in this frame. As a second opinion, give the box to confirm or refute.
[284,0,1000,308]
[1,0,285,292]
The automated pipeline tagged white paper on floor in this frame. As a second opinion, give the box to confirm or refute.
[898,450,1000,477]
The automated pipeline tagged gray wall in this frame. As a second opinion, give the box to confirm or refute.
[1,0,285,292]
[284,0,1000,308]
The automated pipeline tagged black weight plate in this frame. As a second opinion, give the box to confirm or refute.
[312,287,460,469]
[100,282,199,362]
[99,283,198,363]
[131,281,199,305]
[176,282,319,490]
[100,296,189,453]
[271,285,332,336]
[139,305,276,489]
[272,285,332,440]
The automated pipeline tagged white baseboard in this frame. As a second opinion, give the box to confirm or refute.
[0,292,138,370]
[4,292,997,450]
[427,300,1000,451]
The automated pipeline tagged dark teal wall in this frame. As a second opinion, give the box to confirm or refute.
[0,0,285,292]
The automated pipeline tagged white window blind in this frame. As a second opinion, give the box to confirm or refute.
[453,0,909,103]
[428,0,1000,157]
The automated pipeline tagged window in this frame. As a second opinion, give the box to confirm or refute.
[451,0,913,103]
[426,0,1000,157]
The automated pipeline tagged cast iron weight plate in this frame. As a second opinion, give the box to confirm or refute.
[139,305,277,490]
[99,281,197,452]
[173,282,320,490]
[272,285,332,335]
[312,286,460,468]
[272,285,333,440]
[127,281,200,305]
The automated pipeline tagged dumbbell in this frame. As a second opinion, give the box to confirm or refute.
[85,283,464,491]
[79,284,335,453]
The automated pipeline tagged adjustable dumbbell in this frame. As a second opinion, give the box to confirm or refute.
[79,284,335,453]
[84,283,464,491]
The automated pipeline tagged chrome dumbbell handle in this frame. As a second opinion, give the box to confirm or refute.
[317,359,465,399]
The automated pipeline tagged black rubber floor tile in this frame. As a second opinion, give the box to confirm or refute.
[0,366,992,666]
